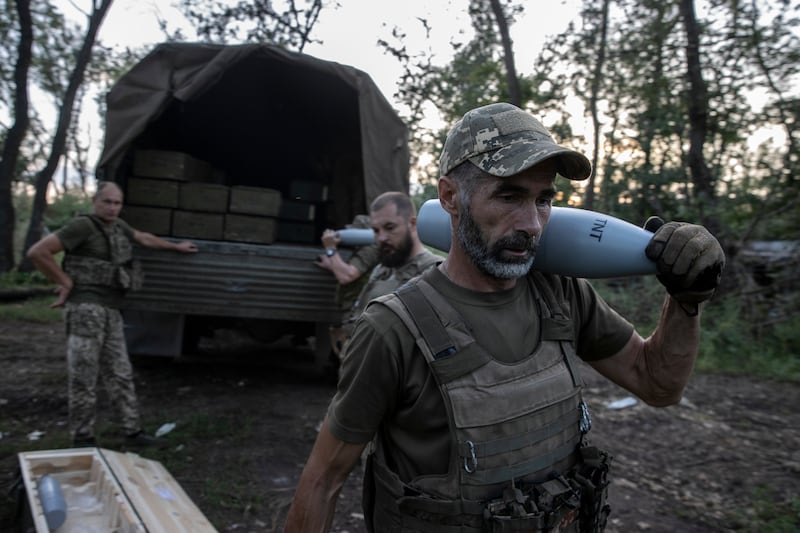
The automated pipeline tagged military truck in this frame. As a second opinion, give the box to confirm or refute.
[95,43,409,370]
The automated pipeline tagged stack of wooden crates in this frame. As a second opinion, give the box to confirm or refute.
[121,149,325,245]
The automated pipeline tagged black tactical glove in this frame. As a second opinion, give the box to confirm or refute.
[645,220,725,315]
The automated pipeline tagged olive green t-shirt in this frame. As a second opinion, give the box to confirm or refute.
[55,216,135,308]
[327,267,634,482]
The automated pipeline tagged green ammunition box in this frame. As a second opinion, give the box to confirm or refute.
[126,177,180,208]
[178,182,230,213]
[278,199,316,222]
[132,149,212,182]
[172,211,224,240]
[277,221,317,244]
[120,206,172,236]
[288,180,328,202]
[228,186,282,217]
[224,214,278,244]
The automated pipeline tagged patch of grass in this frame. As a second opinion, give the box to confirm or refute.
[591,278,800,382]
[0,297,61,323]
[202,475,263,517]
[592,276,663,334]
[697,296,800,381]
[0,432,72,459]
[164,411,254,442]
[0,271,51,289]
[733,487,800,532]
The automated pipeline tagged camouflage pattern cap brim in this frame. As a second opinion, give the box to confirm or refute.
[439,102,591,180]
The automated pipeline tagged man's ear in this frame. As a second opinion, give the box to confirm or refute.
[438,176,459,216]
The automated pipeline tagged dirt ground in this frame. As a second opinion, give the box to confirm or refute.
[1,315,799,532]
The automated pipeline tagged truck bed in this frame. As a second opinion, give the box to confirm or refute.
[123,239,345,323]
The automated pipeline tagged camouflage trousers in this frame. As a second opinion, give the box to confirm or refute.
[64,303,141,440]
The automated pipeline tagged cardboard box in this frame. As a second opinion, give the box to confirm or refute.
[18,447,216,533]
[173,211,224,240]
[277,220,317,244]
[133,149,212,182]
[228,186,282,217]
[179,182,230,213]
[288,180,328,202]
[120,206,172,235]
[224,214,277,244]
[279,199,316,222]
[126,177,180,208]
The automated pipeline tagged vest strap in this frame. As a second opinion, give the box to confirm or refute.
[458,405,581,460]
[396,283,455,359]
[401,514,482,532]
[465,437,580,486]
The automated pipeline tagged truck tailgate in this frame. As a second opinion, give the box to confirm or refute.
[122,239,345,323]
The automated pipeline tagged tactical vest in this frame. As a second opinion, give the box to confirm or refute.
[345,252,442,331]
[364,271,611,533]
[62,215,143,291]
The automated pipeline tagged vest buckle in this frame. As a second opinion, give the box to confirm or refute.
[579,401,592,434]
[463,440,478,473]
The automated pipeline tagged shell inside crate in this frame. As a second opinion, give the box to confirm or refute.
[20,448,144,532]
[18,448,216,533]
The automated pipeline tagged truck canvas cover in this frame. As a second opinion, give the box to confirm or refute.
[96,42,409,224]
[91,43,411,357]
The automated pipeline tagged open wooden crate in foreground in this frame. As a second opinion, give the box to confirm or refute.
[17,447,217,532]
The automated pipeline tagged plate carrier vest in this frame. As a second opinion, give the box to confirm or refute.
[62,215,142,291]
[364,270,612,533]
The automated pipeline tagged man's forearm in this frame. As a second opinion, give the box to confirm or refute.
[328,256,363,285]
[28,247,71,288]
[639,294,702,406]
[283,479,340,532]
[284,419,365,532]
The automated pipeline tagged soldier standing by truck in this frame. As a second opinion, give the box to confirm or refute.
[319,192,441,365]
[26,181,198,448]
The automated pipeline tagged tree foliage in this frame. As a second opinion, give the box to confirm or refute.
[0,0,148,272]
[176,0,328,52]
[379,0,532,190]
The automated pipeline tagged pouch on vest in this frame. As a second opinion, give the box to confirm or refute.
[68,215,143,292]
[483,446,611,533]
[114,259,143,291]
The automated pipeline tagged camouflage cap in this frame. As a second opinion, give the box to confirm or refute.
[438,102,591,180]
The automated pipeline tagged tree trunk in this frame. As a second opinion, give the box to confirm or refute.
[0,0,34,273]
[679,0,718,232]
[18,0,114,272]
[584,0,610,210]
[489,0,522,107]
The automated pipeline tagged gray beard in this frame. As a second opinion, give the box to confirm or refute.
[456,206,536,279]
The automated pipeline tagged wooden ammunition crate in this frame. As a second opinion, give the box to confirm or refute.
[126,177,180,208]
[179,182,230,213]
[173,211,225,240]
[17,447,216,533]
[277,220,317,244]
[133,149,212,182]
[228,186,282,217]
[279,199,316,222]
[121,206,172,235]
[288,179,328,202]
[224,214,278,244]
